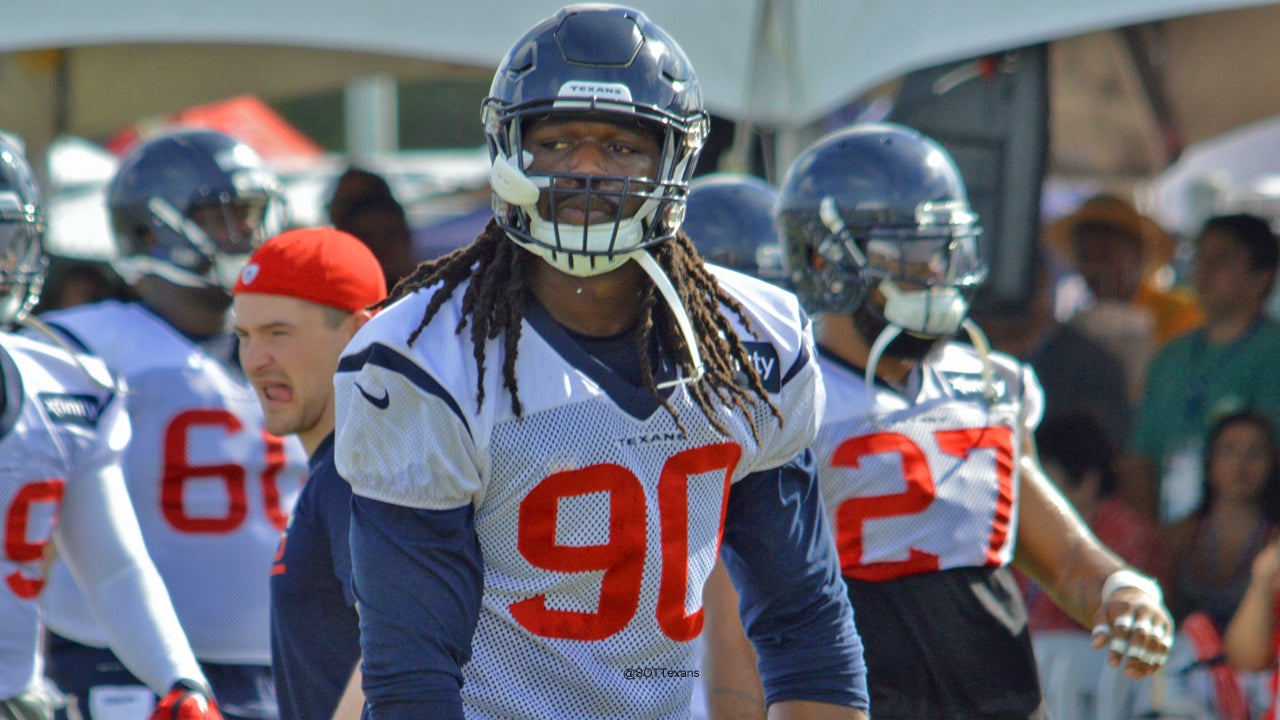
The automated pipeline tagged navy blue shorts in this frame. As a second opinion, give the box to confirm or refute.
[45,633,277,720]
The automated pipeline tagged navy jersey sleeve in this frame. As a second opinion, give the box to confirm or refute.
[719,449,869,711]
[350,495,483,720]
[315,466,356,606]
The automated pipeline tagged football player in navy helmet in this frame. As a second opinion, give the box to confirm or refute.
[683,173,786,284]
[33,129,307,719]
[106,128,287,337]
[0,133,222,720]
[333,5,869,719]
[704,122,1173,719]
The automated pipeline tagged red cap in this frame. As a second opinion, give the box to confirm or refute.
[233,227,388,312]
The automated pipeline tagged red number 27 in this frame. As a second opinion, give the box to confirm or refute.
[833,426,1014,581]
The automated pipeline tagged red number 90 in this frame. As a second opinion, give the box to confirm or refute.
[510,442,741,642]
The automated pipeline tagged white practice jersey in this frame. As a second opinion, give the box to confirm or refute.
[0,333,127,697]
[336,267,822,719]
[32,302,306,664]
[816,342,1043,581]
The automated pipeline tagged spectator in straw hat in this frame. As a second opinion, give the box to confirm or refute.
[232,227,388,720]
[1045,194,1204,399]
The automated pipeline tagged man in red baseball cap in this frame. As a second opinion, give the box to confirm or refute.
[232,227,387,720]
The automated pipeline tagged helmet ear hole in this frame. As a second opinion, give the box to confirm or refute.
[135,226,156,250]
[810,249,829,272]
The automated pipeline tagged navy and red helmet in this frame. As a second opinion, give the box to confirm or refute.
[683,173,785,284]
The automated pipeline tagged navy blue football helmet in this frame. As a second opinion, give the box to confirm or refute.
[0,134,47,328]
[683,173,785,284]
[778,122,986,338]
[107,129,287,292]
[482,4,710,277]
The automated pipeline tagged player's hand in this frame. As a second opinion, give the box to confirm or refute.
[1090,583,1174,679]
[149,680,223,720]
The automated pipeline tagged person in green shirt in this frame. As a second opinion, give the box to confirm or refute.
[1123,213,1280,523]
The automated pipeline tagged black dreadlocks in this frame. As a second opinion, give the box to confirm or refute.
[380,219,781,439]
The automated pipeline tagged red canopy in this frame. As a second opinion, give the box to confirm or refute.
[106,94,325,163]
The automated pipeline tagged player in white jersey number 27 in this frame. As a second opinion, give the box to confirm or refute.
[705,122,1176,720]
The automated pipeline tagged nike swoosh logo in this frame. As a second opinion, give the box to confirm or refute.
[355,382,390,410]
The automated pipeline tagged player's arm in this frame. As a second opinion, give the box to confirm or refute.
[334,335,484,719]
[701,558,765,719]
[719,452,869,719]
[1012,431,1172,678]
[1223,540,1280,671]
[349,496,481,720]
[55,396,214,708]
[323,472,364,720]
[331,665,364,720]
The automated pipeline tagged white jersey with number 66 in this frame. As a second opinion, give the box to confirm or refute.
[33,301,307,664]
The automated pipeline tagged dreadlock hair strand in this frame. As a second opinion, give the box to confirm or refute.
[659,233,782,441]
[385,219,781,441]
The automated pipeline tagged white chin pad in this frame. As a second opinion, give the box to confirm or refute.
[490,151,543,207]
[880,281,968,335]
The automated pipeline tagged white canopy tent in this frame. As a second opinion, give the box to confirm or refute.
[3,0,1277,171]
[9,0,1280,262]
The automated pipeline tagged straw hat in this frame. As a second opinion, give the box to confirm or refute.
[1043,194,1174,278]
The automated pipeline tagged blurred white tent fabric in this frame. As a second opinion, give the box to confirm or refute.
[2,0,1273,127]
[2,0,1278,177]
[1146,114,1280,235]
[44,137,117,259]
[47,136,116,189]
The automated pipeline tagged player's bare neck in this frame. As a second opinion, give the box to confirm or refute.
[818,313,915,384]
[529,259,647,337]
[298,421,334,459]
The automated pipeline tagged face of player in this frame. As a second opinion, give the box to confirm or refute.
[233,293,362,454]
[523,117,662,226]
[1207,420,1276,506]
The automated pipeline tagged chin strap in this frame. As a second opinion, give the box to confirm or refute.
[864,321,902,413]
[636,250,704,390]
[863,317,997,412]
[960,318,998,403]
